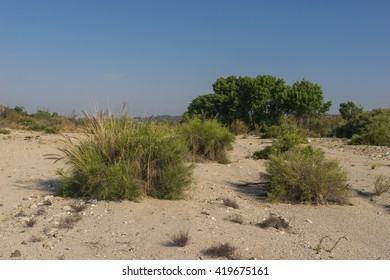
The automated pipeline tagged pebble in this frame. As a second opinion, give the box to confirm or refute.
[305,219,313,224]
[62,205,73,212]
[43,241,55,250]
[29,204,38,210]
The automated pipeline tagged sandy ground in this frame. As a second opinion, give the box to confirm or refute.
[1,131,390,260]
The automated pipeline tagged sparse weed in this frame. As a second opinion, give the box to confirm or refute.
[35,208,47,216]
[70,202,87,212]
[226,214,244,225]
[29,235,43,243]
[203,243,240,260]
[373,175,390,196]
[171,231,190,247]
[25,218,37,227]
[223,198,239,209]
[257,213,290,230]
[58,214,82,229]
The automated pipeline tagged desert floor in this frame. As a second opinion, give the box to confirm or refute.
[1,131,390,260]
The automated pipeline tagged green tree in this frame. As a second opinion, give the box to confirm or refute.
[285,79,331,125]
[339,101,363,121]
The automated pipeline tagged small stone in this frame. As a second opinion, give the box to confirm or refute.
[62,205,73,212]
[10,250,22,258]
[43,241,55,250]
[44,195,54,201]
[305,219,313,224]
[29,204,38,210]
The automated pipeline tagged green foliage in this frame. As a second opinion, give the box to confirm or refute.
[229,119,248,135]
[285,79,332,125]
[337,107,390,146]
[339,101,363,121]
[58,112,193,201]
[179,118,235,163]
[0,128,11,134]
[0,105,81,133]
[264,146,349,204]
[186,76,331,130]
[254,124,308,159]
[373,175,390,196]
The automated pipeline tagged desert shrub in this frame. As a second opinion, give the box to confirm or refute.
[257,213,290,230]
[223,198,239,209]
[203,243,239,260]
[0,128,11,134]
[373,175,390,196]
[58,112,193,201]
[306,115,343,137]
[179,117,235,163]
[170,231,190,247]
[253,124,307,159]
[264,146,349,204]
[229,119,248,135]
[337,108,390,146]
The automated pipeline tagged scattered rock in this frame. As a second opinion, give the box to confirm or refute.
[305,219,313,224]
[29,204,38,210]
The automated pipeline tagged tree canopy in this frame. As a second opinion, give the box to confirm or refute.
[186,75,331,129]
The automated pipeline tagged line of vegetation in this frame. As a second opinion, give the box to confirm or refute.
[0,105,81,133]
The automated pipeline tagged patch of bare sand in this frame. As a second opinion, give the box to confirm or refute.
[0,131,389,260]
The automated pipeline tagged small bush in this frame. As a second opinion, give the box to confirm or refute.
[229,119,248,135]
[171,231,190,247]
[25,218,37,227]
[254,124,307,159]
[373,175,390,196]
[226,214,244,224]
[58,111,193,201]
[179,118,235,163]
[203,243,239,260]
[223,198,239,209]
[58,215,82,229]
[264,146,349,204]
[0,128,11,134]
[257,213,290,230]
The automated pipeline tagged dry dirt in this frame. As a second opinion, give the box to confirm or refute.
[1,131,390,260]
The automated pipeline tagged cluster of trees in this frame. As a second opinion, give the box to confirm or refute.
[186,75,331,129]
[337,101,390,146]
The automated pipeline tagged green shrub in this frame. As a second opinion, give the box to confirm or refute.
[58,112,193,201]
[179,118,235,163]
[373,175,390,196]
[254,124,307,159]
[264,146,349,204]
[229,119,248,135]
[0,128,11,134]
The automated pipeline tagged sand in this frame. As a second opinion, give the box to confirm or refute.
[1,131,389,260]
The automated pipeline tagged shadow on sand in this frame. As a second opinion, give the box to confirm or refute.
[14,178,61,196]
[226,180,269,201]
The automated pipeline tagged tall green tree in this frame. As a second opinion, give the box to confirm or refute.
[285,79,331,124]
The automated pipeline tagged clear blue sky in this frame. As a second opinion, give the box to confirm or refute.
[1,0,389,116]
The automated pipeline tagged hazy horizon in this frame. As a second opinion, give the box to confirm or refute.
[1,0,389,116]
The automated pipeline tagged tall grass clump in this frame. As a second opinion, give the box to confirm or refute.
[57,110,193,201]
[264,146,349,204]
[179,118,235,163]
